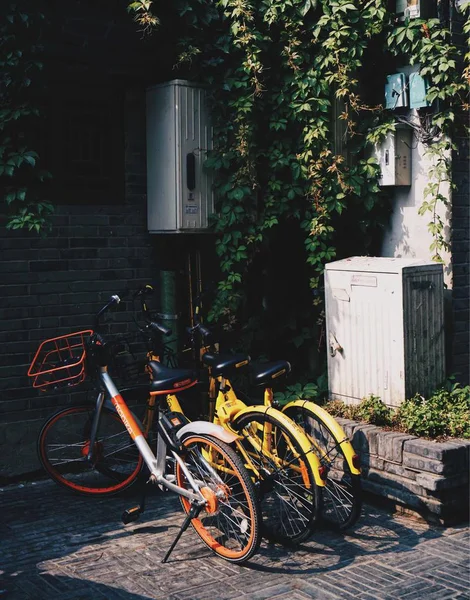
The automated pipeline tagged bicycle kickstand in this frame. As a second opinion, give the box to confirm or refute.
[161,502,203,564]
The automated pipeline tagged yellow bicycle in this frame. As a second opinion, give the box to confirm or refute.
[130,286,325,545]
[175,292,362,532]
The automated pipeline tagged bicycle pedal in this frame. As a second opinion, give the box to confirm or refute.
[122,505,143,524]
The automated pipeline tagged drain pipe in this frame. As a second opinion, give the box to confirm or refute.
[158,270,179,356]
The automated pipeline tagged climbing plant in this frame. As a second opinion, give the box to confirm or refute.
[128,0,468,366]
[386,11,469,262]
[0,2,53,232]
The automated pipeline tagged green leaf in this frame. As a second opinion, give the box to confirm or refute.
[299,0,317,17]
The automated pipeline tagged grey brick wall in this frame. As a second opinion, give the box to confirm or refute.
[450,6,470,385]
[0,3,174,479]
[0,85,162,479]
[339,418,470,524]
[451,124,469,385]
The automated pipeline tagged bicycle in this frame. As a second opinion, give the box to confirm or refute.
[131,286,325,545]
[280,397,362,531]
[28,293,261,564]
[147,288,361,532]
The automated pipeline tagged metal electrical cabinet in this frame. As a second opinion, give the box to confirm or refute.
[395,0,432,20]
[146,80,213,233]
[374,126,412,186]
[325,257,445,408]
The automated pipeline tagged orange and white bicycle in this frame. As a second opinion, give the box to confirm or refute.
[28,293,261,564]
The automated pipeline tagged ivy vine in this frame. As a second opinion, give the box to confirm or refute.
[127,0,469,366]
[0,2,53,232]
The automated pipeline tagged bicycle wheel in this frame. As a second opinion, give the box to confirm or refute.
[232,410,322,544]
[175,434,260,563]
[283,403,362,530]
[38,405,143,496]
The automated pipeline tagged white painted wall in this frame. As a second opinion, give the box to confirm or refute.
[380,132,452,287]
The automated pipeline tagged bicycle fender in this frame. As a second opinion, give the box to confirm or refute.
[176,420,240,444]
[233,405,326,487]
[283,400,361,475]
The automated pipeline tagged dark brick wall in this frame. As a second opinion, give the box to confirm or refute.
[0,86,163,478]
[0,2,172,478]
[450,5,470,385]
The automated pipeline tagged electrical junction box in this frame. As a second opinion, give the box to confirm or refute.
[325,256,445,408]
[373,126,412,186]
[385,73,408,110]
[146,80,214,233]
[395,0,432,20]
[409,71,430,109]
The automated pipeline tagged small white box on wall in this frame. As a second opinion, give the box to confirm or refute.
[374,126,412,186]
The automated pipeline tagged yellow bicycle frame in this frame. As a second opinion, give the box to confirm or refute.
[207,376,326,488]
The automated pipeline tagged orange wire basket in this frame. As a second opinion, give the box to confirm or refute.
[28,330,93,391]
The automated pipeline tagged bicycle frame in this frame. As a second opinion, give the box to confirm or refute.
[87,367,238,504]
[164,373,327,488]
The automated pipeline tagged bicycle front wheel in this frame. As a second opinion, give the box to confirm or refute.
[283,403,362,531]
[175,434,260,563]
[232,410,322,544]
[38,405,143,496]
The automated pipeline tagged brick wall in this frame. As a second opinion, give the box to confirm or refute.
[0,2,177,479]
[339,418,470,525]
[0,86,163,479]
[450,5,470,385]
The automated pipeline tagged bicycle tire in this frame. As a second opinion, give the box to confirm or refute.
[175,433,260,563]
[232,409,322,544]
[38,405,143,496]
[283,403,362,531]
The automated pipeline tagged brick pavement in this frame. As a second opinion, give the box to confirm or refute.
[0,479,469,600]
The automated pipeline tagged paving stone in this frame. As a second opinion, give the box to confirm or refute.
[1,480,469,600]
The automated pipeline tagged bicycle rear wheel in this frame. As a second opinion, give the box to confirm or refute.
[283,403,362,530]
[232,410,322,544]
[175,434,260,563]
[38,405,143,496]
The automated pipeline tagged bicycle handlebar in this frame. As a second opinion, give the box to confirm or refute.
[94,294,121,330]
[148,320,172,337]
[191,321,211,340]
[130,284,174,340]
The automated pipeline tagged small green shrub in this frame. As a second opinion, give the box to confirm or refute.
[323,399,360,420]
[396,384,470,439]
[293,380,469,440]
[274,382,319,406]
[323,399,347,417]
[355,395,393,427]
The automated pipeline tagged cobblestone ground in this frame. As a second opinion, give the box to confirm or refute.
[0,479,469,600]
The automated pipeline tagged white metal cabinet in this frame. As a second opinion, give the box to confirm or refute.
[146,80,213,233]
[325,257,445,407]
[374,126,412,187]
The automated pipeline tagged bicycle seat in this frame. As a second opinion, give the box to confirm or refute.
[250,360,291,387]
[147,361,197,392]
[202,353,250,377]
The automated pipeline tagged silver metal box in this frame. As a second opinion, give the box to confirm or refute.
[146,80,213,233]
[325,256,445,408]
[374,126,412,186]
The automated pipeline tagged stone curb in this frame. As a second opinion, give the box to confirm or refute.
[337,418,470,524]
